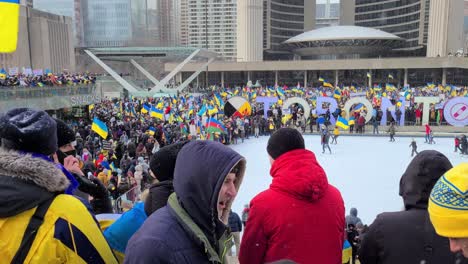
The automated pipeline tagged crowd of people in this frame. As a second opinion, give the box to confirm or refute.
[0,105,467,264]
[0,71,96,87]
[0,79,467,263]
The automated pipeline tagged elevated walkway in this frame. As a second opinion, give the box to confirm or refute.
[0,85,99,112]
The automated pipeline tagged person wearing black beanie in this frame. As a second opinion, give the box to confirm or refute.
[145,140,190,216]
[266,128,305,161]
[0,108,118,263]
[54,118,113,214]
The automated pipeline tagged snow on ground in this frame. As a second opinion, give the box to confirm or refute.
[230,134,466,225]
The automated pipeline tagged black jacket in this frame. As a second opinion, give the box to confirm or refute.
[144,180,174,216]
[359,150,467,264]
[228,211,242,233]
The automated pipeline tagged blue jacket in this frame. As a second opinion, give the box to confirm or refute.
[124,141,246,264]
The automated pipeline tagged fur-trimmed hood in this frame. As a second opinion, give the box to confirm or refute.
[0,148,70,217]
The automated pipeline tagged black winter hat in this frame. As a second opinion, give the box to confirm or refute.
[54,118,76,148]
[150,141,190,182]
[0,108,57,155]
[267,128,305,160]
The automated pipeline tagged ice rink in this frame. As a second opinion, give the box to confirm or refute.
[230,134,466,225]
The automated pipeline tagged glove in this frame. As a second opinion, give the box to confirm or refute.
[91,195,113,214]
[75,174,108,199]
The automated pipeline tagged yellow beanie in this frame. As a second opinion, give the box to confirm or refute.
[429,163,468,238]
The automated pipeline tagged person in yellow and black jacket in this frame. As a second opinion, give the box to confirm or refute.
[0,108,118,264]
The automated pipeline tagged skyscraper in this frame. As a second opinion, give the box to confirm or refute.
[187,0,237,60]
[237,0,263,62]
[81,0,132,47]
[179,0,189,46]
[158,0,180,46]
[263,0,316,60]
[342,0,464,56]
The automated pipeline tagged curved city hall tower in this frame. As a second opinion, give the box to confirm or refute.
[237,0,263,62]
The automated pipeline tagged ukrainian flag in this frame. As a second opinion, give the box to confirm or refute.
[333,89,341,100]
[354,103,364,112]
[342,240,352,264]
[92,117,108,139]
[323,82,334,88]
[150,106,164,120]
[277,86,285,97]
[147,126,156,136]
[336,116,349,130]
[0,0,20,53]
[214,93,223,107]
[0,68,7,80]
[141,104,150,114]
[207,105,218,116]
[349,116,355,126]
[404,90,411,100]
[109,162,116,171]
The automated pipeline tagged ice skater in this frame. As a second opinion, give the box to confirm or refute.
[387,122,396,142]
[409,138,418,157]
[455,136,461,152]
[331,126,339,144]
[428,130,435,144]
[321,125,332,154]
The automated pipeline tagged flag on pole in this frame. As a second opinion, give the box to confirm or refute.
[0,0,20,53]
[336,117,349,130]
[91,117,108,139]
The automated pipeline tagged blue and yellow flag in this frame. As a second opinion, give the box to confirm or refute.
[349,116,355,125]
[333,89,341,100]
[147,126,156,136]
[150,106,164,120]
[277,86,285,97]
[91,117,108,139]
[336,116,349,130]
[323,82,334,88]
[0,0,20,53]
[141,104,150,114]
[0,69,6,80]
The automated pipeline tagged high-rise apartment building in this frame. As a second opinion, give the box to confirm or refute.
[237,0,263,62]
[316,0,340,28]
[263,0,316,60]
[81,0,132,47]
[158,0,180,46]
[187,0,237,60]
[179,0,189,46]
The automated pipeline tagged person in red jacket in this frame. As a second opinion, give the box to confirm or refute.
[239,128,345,264]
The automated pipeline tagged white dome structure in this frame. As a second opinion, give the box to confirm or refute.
[284,26,404,57]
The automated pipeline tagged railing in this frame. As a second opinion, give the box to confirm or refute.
[113,186,140,214]
[0,85,96,101]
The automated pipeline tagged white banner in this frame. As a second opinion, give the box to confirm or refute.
[8,67,18,76]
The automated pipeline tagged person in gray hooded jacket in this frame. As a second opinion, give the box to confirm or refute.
[346,208,363,227]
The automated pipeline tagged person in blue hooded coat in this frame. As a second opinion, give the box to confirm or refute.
[124,140,246,264]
